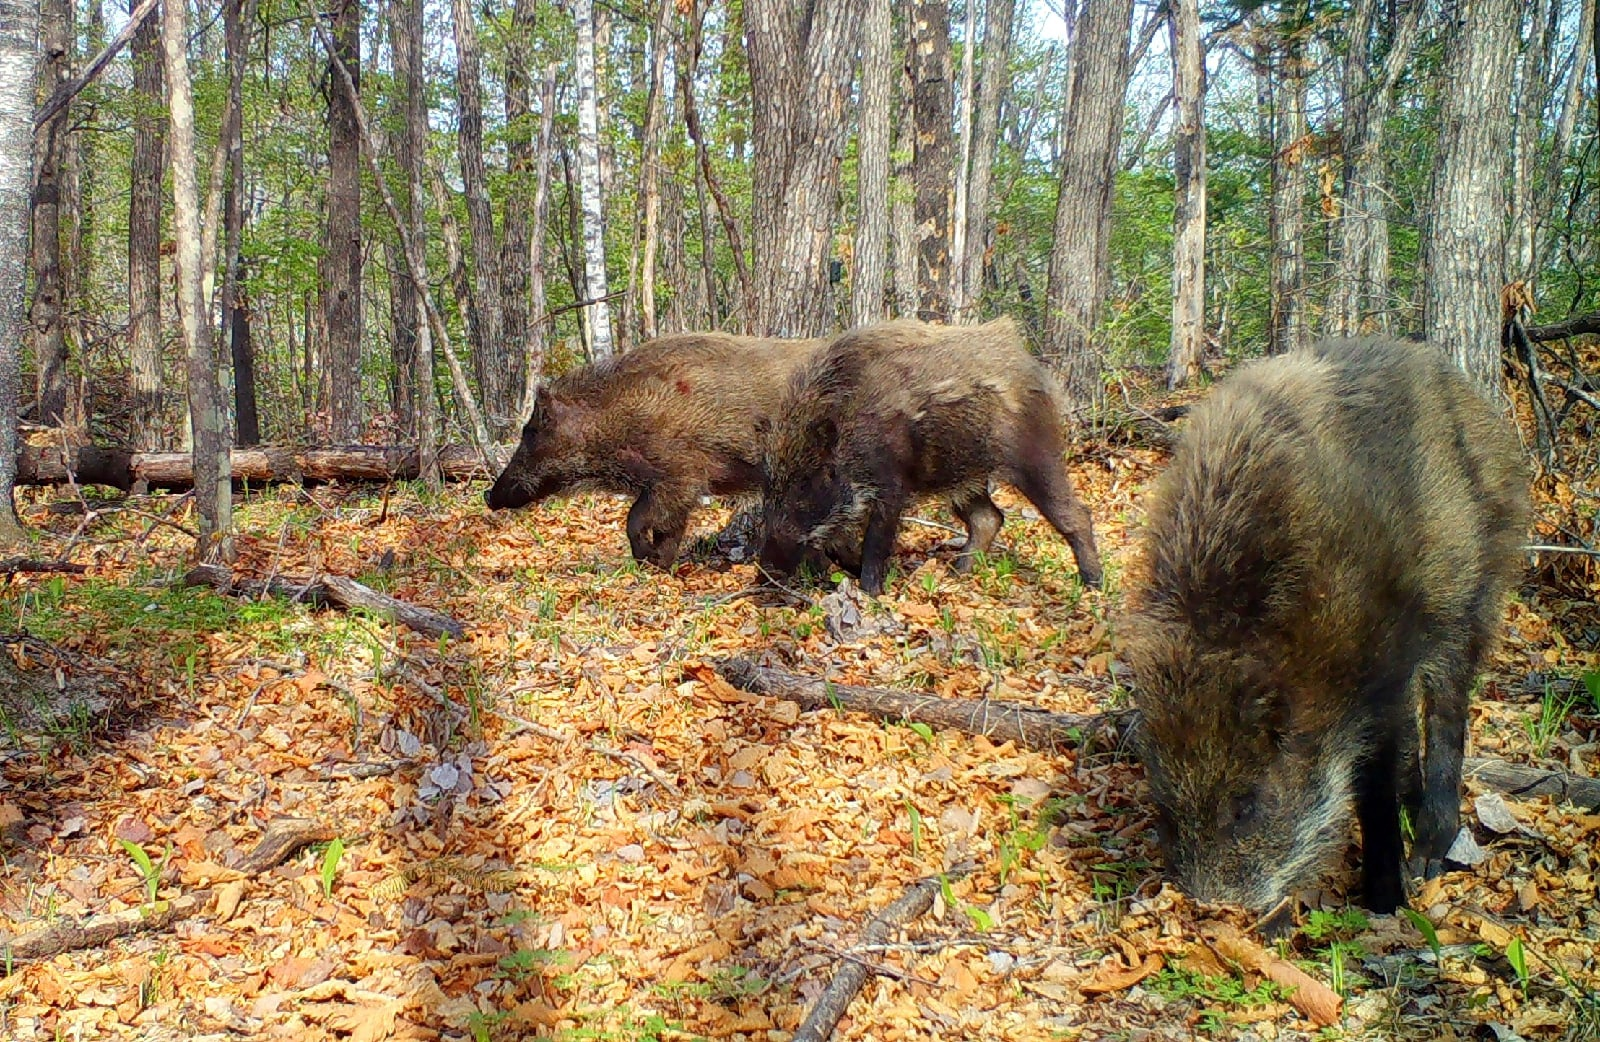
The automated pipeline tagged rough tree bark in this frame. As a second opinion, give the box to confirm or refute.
[1166,0,1206,389]
[891,50,918,319]
[451,0,509,429]
[222,0,259,445]
[633,0,673,341]
[31,0,71,424]
[949,0,975,319]
[1532,0,1593,274]
[161,0,231,554]
[960,0,1014,323]
[397,0,436,478]
[746,0,863,337]
[519,65,558,424]
[1507,0,1557,281]
[1267,1,1309,356]
[1423,0,1519,396]
[128,0,164,449]
[1043,0,1134,407]
[323,0,363,439]
[573,0,614,358]
[910,0,953,323]
[0,0,34,539]
[851,0,891,326]
[386,0,420,433]
[1325,0,1424,337]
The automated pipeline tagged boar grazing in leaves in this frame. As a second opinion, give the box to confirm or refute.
[758,317,1103,595]
[485,332,823,569]
[1124,338,1528,915]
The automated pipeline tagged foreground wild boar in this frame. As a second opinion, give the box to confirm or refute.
[485,333,822,568]
[1124,337,1528,914]
[758,317,1103,594]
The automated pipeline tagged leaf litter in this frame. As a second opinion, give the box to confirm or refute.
[0,412,1595,1041]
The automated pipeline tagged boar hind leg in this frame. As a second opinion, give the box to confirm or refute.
[1012,460,1103,588]
[950,490,1004,573]
[1355,728,1406,913]
[625,487,694,570]
[1409,640,1480,878]
[857,500,906,596]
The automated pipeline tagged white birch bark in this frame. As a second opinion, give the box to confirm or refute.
[574,0,613,358]
[0,0,34,538]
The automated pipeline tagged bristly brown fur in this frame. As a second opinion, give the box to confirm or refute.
[759,317,1103,594]
[1124,337,1529,914]
[486,332,826,568]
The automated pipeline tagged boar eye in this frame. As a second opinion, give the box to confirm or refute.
[1228,792,1259,828]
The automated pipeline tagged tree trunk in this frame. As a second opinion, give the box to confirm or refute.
[1507,0,1557,280]
[518,65,558,425]
[1267,2,1309,356]
[450,0,509,431]
[1533,0,1593,275]
[746,0,863,337]
[961,0,1014,324]
[1325,0,1424,337]
[910,0,953,323]
[949,0,975,320]
[222,0,259,445]
[386,0,421,434]
[851,0,891,327]
[1043,0,1134,407]
[323,0,363,439]
[31,0,71,425]
[1422,0,1519,396]
[573,0,614,358]
[891,54,917,319]
[0,0,34,538]
[1166,0,1206,389]
[634,0,673,341]
[162,0,231,555]
[680,4,752,329]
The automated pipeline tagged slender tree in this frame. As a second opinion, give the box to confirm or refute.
[0,0,34,539]
[1423,0,1520,394]
[960,0,1014,322]
[222,0,259,444]
[162,0,230,554]
[386,0,422,433]
[910,0,953,322]
[1266,1,1310,356]
[746,0,863,337]
[574,0,614,358]
[1043,0,1134,406]
[851,0,891,326]
[32,0,71,424]
[520,64,558,422]
[1166,0,1207,388]
[631,0,673,340]
[323,0,363,438]
[128,0,164,451]
[949,0,975,319]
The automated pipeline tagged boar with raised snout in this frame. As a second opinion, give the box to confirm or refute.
[1124,337,1528,915]
[485,332,824,569]
[758,317,1103,595]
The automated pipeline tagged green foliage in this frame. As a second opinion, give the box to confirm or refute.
[119,840,165,908]
[1149,962,1289,1034]
[319,838,346,899]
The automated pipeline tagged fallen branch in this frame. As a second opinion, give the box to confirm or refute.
[0,816,336,962]
[716,659,1600,809]
[714,657,1138,754]
[1203,922,1343,1027]
[792,873,951,1042]
[183,564,466,639]
[1525,309,1600,342]
[0,558,88,576]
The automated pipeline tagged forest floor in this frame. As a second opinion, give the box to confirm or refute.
[0,382,1598,1042]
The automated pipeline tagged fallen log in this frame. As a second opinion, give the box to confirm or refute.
[17,440,512,490]
[0,558,89,576]
[184,564,466,639]
[714,658,1600,809]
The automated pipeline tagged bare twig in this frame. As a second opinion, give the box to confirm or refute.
[34,0,159,129]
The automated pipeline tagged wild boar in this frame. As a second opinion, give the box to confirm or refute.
[1124,337,1528,914]
[758,317,1103,594]
[485,332,823,568]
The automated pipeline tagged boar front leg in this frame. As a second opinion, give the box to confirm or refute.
[1355,724,1406,913]
[625,486,695,570]
[1409,639,1480,881]
[857,499,905,595]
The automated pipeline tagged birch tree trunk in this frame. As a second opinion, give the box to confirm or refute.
[1166,0,1206,389]
[0,0,34,539]
[851,0,891,327]
[323,0,362,439]
[1423,0,1519,396]
[162,0,230,554]
[222,0,259,445]
[1043,0,1134,407]
[574,0,614,358]
[961,0,1014,323]
[746,0,863,337]
[634,0,673,341]
[451,0,509,428]
[1267,2,1309,356]
[910,0,953,323]
[949,0,975,320]
[31,0,71,424]
[1325,0,1424,337]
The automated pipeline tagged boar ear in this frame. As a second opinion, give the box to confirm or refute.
[807,416,839,452]
[526,384,553,428]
